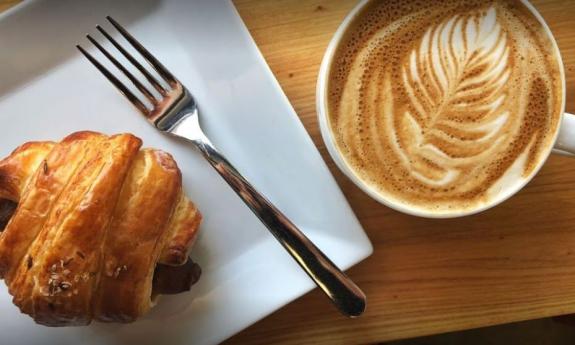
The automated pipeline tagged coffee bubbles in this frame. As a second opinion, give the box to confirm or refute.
[327,0,563,214]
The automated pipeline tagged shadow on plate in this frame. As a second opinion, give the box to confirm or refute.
[0,0,160,99]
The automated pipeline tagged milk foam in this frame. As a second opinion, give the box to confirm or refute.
[328,0,562,214]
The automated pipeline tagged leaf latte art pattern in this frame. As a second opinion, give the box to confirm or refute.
[328,0,563,214]
[395,7,510,186]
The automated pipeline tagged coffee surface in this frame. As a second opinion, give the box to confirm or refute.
[327,0,563,214]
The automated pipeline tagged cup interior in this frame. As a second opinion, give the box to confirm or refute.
[316,0,566,218]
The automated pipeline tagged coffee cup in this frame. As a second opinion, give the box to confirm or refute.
[317,0,573,218]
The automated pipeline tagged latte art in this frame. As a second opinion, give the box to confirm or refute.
[395,6,511,187]
[328,0,563,213]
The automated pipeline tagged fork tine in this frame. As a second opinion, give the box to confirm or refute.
[76,44,149,115]
[86,34,157,105]
[96,24,168,96]
[106,16,178,86]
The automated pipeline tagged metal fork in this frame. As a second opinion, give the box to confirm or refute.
[77,16,366,317]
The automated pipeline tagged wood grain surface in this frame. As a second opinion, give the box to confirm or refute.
[1,0,575,344]
[228,0,575,344]
[0,0,16,12]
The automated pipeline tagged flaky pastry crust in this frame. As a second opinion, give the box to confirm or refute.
[0,131,201,326]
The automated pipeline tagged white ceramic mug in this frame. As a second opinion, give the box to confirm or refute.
[317,0,574,218]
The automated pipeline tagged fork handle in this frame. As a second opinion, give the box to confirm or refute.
[191,136,366,317]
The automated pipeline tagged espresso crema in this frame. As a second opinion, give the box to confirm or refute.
[327,0,563,213]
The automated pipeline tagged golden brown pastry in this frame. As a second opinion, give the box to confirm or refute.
[0,131,202,326]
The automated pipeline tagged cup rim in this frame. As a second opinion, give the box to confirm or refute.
[316,0,567,218]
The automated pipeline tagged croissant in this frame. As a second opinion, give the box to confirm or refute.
[0,131,202,326]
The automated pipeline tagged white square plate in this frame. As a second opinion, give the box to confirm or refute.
[0,0,373,344]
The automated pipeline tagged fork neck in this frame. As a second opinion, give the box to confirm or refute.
[167,109,212,146]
